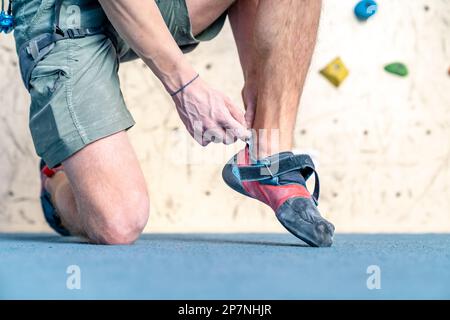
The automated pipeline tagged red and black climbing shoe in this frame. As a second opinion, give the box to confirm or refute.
[40,160,70,236]
[222,147,335,247]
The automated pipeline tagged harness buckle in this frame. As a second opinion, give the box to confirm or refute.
[25,34,56,61]
[66,28,86,39]
[54,25,64,36]
[26,39,41,60]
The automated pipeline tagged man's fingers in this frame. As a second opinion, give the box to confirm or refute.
[224,96,247,127]
[194,133,210,147]
[221,113,252,142]
[203,127,227,145]
[220,97,252,141]
[182,89,253,146]
[224,129,239,145]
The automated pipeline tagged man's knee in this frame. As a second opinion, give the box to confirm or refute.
[87,190,150,245]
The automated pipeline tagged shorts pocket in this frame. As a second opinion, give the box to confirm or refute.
[28,45,70,99]
[28,62,69,132]
[28,67,69,160]
[29,68,67,97]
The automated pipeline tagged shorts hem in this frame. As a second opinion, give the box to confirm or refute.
[176,0,227,52]
[41,117,135,168]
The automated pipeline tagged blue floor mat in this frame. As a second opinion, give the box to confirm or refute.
[0,233,449,299]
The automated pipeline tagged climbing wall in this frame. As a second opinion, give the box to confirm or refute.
[0,0,449,233]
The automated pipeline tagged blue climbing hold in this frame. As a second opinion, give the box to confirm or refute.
[0,10,14,34]
[354,0,378,21]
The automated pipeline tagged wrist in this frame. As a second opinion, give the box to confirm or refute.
[168,74,200,97]
[155,59,198,94]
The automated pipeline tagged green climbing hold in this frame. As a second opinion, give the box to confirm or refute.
[384,63,409,77]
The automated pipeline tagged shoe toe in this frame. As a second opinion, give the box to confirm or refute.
[276,197,334,247]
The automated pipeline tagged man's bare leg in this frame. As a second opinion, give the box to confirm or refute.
[186,0,235,35]
[229,0,322,158]
[187,0,321,157]
[45,132,150,244]
[228,0,333,247]
[187,0,333,247]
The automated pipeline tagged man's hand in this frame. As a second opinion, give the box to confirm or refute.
[172,77,250,146]
[98,0,249,146]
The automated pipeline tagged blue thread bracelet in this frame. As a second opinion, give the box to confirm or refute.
[170,73,200,97]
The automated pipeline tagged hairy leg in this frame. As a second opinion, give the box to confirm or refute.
[185,0,235,36]
[45,131,149,244]
[229,0,322,158]
[188,0,334,247]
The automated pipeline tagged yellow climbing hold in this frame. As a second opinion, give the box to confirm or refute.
[320,57,349,87]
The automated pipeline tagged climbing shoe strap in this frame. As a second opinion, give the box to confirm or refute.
[237,154,320,204]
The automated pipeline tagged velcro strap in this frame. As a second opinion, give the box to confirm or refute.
[238,154,315,181]
[238,154,320,204]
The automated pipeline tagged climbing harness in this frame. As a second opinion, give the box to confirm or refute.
[0,0,13,34]
[18,0,106,89]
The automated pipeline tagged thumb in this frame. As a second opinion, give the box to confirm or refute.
[223,96,247,127]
